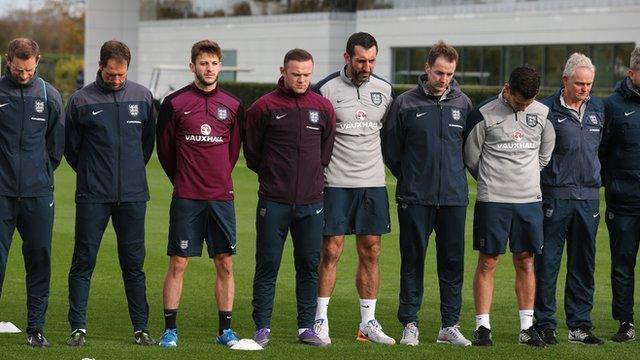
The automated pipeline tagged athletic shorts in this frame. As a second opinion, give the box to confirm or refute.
[473,201,543,254]
[323,187,391,236]
[167,198,236,257]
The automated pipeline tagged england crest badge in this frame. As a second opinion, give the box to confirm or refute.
[370,92,382,106]
[217,107,229,121]
[309,110,319,123]
[589,115,598,125]
[526,114,538,127]
[34,100,45,113]
[451,109,461,121]
[128,104,139,117]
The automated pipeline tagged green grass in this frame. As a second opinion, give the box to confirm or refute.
[0,153,639,359]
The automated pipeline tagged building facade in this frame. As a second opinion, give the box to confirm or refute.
[85,0,640,99]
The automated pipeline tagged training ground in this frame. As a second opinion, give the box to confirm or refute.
[0,153,638,359]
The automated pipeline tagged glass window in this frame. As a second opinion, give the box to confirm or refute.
[483,47,502,86]
[524,45,543,78]
[544,45,565,88]
[503,46,523,82]
[592,44,614,88]
[219,50,238,82]
[460,47,482,85]
[392,48,411,84]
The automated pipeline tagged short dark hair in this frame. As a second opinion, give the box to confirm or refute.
[427,40,458,66]
[7,38,39,61]
[283,48,313,66]
[191,40,222,64]
[99,40,131,66]
[508,66,540,99]
[345,32,378,57]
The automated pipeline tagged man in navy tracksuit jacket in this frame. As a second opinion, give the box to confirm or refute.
[0,38,64,347]
[383,42,473,346]
[244,49,336,347]
[534,53,604,345]
[600,46,640,343]
[65,40,156,346]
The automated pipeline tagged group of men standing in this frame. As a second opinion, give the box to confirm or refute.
[1,33,640,350]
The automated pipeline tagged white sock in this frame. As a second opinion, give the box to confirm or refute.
[519,310,534,331]
[359,299,377,327]
[315,297,330,321]
[475,314,491,330]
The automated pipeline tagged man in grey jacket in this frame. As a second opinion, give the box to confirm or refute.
[464,66,555,347]
[313,32,395,345]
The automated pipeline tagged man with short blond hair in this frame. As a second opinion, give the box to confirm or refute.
[244,48,336,347]
[0,37,64,348]
[384,41,473,347]
[534,53,604,345]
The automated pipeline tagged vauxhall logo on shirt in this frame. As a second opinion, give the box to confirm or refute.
[183,123,223,143]
[497,129,535,149]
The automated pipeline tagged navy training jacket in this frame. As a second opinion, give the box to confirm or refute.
[383,75,473,206]
[601,77,640,215]
[539,89,604,200]
[0,69,64,197]
[65,72,156,203]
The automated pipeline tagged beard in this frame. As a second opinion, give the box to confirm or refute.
[196,72,217,87]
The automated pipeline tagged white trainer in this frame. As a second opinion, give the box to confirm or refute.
[356,319,396,345]
[437,325,472,346]
[313,318,331,345]
[400,322,419,346]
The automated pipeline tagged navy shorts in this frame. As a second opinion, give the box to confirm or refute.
[323,187,391,236]
[167,198,236,257]
[473,201,543,254]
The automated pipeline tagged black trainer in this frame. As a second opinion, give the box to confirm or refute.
[134,330,156,346]
[67,329,86,347]
[568,326,604,345]
[539,327,558,345]
[27,329,50,348]
[472,325,493,346]
[519,326,546,347]
[611,322,635,343]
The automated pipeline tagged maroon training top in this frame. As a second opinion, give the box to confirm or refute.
[244,77,336,205]
[157,83,242,201]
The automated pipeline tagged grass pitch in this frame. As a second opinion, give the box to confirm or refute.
[0,153,638,359]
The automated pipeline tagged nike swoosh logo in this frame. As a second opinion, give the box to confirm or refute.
[0,103,9,108]
[92,110,103,115]
[593,212,599,218]
[184,110,192,115]
[276,114,287,119]
[625,111,636,116]
[557,117,567,123]
[336,99,345,103]
[360,305,370,308]
[416,112,427,117]
[230,244,237,249]
[49,200,54,207]
[315,208,323,214]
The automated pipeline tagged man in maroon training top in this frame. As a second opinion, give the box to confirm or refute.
[244,48,336,347]
[156,40,243,348]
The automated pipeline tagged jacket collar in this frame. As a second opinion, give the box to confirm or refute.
[276,76,309,98]
[5,65,39,88]
[95,70,127,92]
